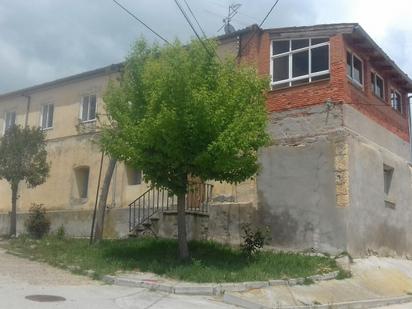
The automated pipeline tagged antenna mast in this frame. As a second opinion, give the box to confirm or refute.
[220,3,241,34]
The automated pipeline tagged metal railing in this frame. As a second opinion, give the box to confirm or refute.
[128,182,213,232]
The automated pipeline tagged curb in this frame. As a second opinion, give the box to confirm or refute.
[223,294,412,309]
[101,271,339,296]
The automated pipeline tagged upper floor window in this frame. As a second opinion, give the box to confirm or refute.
[390,89,402,113]
[347,51,363,86]
[271,38,330,89]
[371,72,384,99]
[41,103,54,130]
[3,111,16,133]
[80,94,97,122]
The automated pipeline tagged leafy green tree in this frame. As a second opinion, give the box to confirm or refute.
[101,39,269,259]
[0,126,50,236]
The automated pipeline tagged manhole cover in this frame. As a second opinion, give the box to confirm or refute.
[25,295,66,302]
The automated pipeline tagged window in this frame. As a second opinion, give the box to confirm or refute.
[4,111,16,133]
[80,94,97,122]
[41,103,54,129]
[347,51,363,86]
[74,167,90,199]
[271,38,329,89]
[390,89,402,113]
[126,167,142,186]
[383,164,395,208]
[371,72,384,99]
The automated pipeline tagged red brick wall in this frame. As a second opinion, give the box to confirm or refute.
[238,30,410,142]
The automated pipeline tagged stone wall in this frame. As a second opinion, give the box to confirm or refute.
[0,202,255,247]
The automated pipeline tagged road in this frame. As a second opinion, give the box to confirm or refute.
[0,247,234,309]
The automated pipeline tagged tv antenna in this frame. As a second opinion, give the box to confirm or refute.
[218,3,241,34]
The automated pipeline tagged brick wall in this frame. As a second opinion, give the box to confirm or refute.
[237,30,410,142]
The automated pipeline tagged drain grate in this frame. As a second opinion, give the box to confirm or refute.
[25,295,66,302]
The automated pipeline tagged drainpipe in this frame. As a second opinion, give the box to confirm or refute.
[22,94,31,127]
[409,95,412,162]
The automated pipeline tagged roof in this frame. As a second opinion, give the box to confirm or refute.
[0,63,123,100]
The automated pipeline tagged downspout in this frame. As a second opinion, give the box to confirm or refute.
[409,95,412,162]
[22,94,31,127]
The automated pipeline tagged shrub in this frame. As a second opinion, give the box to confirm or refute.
[240,223,270,257]
[55,225,66,240]
[25,204,50,239]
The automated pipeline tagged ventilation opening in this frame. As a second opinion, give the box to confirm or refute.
[126,167,141,186]
[383,164,395,209]
[74,167,90,199]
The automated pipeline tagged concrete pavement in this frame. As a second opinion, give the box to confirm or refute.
[0,247,234,308]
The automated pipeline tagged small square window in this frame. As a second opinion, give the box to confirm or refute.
[126,167,142,186]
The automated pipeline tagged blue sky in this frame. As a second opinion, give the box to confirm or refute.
[0,0,411,93]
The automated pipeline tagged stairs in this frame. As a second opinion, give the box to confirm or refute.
[128,183,213,237]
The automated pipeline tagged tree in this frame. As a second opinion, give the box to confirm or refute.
[101,39,269,259]
[0,125,50,236]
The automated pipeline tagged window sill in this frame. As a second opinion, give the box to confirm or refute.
[384,198,396,209]
[347,78,364,91]
[41,127,53,131]
[270,78,330,92]
[79,119,96,124]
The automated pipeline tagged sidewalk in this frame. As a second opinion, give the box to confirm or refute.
[223,256,412,308]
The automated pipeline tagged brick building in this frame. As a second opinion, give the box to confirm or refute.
[218,23,412,255]
[0,23,411,256]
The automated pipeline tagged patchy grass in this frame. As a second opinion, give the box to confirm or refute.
[4,236,340,283]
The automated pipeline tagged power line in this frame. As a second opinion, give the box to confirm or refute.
[174,0,217,60]
[183,0,207,38]
[111,0,170,44]
[237,0,281,58]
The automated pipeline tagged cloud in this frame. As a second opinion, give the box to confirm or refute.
[0,0,411,93]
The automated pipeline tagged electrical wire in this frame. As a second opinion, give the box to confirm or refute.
[183,0,207,38]
[237,0,281,58]
[174,0,219,61]
[111,0,170,44]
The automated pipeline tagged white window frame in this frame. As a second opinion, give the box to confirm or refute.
[347,50,364,87]
[390,88,402,113]
[270,38,330,89]
[40,103,54,130]
[79,94,97,123]
[371,71,385,99]
[3,110,16,134]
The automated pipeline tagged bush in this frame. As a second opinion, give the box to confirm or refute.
[55,225,66,240]
[25,204,50,239]
[240,223,270,257]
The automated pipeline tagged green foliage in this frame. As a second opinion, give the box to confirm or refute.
[101,39,269,195]
[0,125,49,187]
[25,204,51,239]
[240,223,270,257]
[55,225,66,240]
[336,269,352,280]
[5,238,340,283]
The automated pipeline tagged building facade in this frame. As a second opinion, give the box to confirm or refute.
[0,23,411,256]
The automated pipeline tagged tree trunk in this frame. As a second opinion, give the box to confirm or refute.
[10,182,18,237]
[93,158,117,243]
[177,192,189,260]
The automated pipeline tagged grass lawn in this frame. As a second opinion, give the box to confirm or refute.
[4,236,342,283]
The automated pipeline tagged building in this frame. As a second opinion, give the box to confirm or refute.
[0,23,411,257]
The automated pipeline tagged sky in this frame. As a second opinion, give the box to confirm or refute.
[0,0,411,94]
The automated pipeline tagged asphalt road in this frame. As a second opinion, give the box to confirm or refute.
[0,246,234,309]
